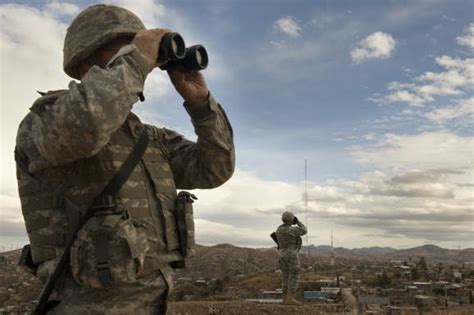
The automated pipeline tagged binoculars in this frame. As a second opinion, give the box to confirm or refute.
[158,33,208,71]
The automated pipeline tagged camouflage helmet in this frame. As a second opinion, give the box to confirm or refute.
[63,4,145,79]
[281,211,295,224]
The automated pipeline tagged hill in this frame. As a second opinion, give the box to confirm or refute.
[300,244,473,263]
[176,244,279,280]
[385,244,474,263]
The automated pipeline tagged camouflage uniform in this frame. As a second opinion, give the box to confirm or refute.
[15,6,234,314]
[48,270,169,314]
[275,212,307,294]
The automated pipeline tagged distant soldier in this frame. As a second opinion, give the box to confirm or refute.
[275,211,307,305]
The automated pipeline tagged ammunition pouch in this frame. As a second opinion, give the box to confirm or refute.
[175,191,197,260]
[70,203,150,289]
[270,232,279,249]
[18,244,38,276]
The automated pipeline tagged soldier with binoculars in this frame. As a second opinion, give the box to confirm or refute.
[15,4,234,314]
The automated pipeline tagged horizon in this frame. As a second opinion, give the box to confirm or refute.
[1,0,473,250]
[1,237,472,253]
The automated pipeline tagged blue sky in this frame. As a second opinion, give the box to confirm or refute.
[0,0,473,250]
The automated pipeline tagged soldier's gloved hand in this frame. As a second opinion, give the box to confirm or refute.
[168,70,209,106]
[132,28,172,71]
[293,216,298,225]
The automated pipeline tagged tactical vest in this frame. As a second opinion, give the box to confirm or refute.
[275,224,301,251]
[17,98,184,286]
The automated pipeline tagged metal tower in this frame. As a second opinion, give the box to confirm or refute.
[330,229,335,266]
[305,159,309,258]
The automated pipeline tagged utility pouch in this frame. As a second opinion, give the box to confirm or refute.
[175,191,197,259]
[70,207,149,289]
[18,244,38,276]
[270,232,279,250]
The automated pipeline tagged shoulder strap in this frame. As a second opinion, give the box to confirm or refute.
[100,128,148,196]
[34,128,149,315]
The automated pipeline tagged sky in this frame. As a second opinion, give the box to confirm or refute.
[0,0,473,251]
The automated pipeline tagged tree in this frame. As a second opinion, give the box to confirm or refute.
[417,257,428,272]
[412,268,420,281]
[375,272,391,288]
[414,257,428,280]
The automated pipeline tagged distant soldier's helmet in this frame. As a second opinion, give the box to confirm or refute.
[63,4,146,79]
[281,211,294,224]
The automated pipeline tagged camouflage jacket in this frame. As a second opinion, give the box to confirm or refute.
[276,221,307,252]
[15,44,235,288]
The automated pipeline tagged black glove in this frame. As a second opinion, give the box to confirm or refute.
[293,216,298,224]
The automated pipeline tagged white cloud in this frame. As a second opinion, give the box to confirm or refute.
[292,171,472,247]
[457,23,474,51]
[106,0,166,28]
[416,56,473,95]
[425,97,474,125]
[0,194,23,223]
[44,1,80,17]
[351,32,396,64]
[0,193,28,248]
[348,170,455,199]
[362,133,377,141]
[350,131,473,171]
[335,130,474,247]
[143,71,173,99]
[371,25,474,107]
[376,89,428,107]
[274,16,302,38]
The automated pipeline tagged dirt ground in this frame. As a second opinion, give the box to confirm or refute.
[425,304,474,315]
[167,301,474,315]
[168,301,346,315]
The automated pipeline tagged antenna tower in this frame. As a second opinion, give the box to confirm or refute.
[330,229,335,266]
[305,159,308,258]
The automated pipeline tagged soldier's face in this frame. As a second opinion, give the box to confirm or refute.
[96,37,132,66]
[78,37,132,78]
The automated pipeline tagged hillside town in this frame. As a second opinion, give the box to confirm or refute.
[1,244,473,314]
[169,244,474,314]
